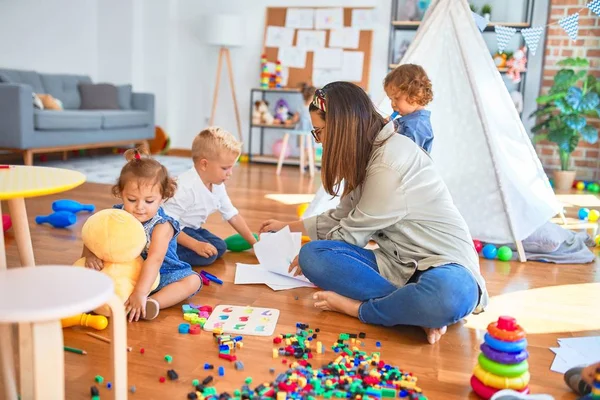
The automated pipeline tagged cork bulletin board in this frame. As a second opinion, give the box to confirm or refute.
[262,7,374,91]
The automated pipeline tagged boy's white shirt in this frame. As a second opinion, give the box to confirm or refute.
[163,167,238,229]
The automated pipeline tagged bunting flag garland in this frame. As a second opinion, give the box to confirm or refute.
[588,0,600,17]
[495,25,517,53]
[521,27,544,56]
[559,12,580,41]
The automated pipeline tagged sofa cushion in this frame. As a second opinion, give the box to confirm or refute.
[79,83,119,110]
[34,110,102,130]
[0,68,44,93]
[101,110,150,129]
[40,73,92,110]
[117,85,132,109]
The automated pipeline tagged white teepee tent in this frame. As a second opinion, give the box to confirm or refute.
[304,0,562,261]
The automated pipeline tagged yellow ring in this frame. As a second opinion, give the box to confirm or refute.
[473,364,530,390]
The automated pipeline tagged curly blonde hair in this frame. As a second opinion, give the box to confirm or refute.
[111,146,177,200]
[192,126,242,162]
[383,64,433,106]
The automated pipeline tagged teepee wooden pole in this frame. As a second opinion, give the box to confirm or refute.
[209,48,225,127]
[224,48,243,142]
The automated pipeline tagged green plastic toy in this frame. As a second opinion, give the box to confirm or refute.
[497,246,513,262]
[225,233,259,252]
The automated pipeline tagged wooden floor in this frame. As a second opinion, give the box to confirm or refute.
[2,163,599,400]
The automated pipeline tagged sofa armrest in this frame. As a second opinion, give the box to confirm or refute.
[132,91,154,116]
[0,83,34,149]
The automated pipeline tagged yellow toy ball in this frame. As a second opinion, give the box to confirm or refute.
[595,235,600,246]
[297,203,309,218]
[576,181,586,191]
[589,209,600,222]
[239,154,249,163]
[301,235,311,244]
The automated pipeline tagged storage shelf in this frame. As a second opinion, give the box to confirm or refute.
[251,87,300,93]
[250,155,321,168]
[391,20,531,31]
[251,124,299,130]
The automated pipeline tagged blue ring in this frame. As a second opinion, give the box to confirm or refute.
[484,333,527,353]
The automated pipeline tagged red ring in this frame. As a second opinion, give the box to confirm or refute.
[470,375,529,400]
[487,322,526,342]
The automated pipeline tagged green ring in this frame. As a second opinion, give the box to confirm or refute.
[478,354,529,377]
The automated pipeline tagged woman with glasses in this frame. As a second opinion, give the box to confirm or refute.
[259,82,488,345]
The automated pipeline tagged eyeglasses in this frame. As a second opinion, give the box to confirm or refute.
[311,126,324,143]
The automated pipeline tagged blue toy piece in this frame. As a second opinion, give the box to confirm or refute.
[52,199,95,214]
[482,244,498,259]
[579,208,590,220]
[218,366,225,376]
[484,333,527,353]
[35,211,76,228]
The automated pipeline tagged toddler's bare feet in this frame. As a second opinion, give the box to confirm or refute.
[423,326,447,344]
[313,291,360,318]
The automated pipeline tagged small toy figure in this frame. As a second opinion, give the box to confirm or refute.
[252,100,274,125]
[506,46,527,83]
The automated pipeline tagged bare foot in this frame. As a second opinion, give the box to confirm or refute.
[313,291,361,318]
[423,326,447,344]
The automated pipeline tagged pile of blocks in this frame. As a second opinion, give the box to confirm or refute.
[179,304,213,334]
[213,329,244,369]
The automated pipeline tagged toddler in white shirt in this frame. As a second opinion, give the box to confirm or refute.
[163,127,256,266]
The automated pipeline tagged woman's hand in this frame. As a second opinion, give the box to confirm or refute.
[259,219,287,234]
[125,291,147,322]
[288,255,303,276]
[84,254,104,271]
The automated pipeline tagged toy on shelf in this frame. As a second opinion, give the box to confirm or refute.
[61,313,108,330]
[506,46,527,84]
[275,61,283,89]
[273,99,298,125]
[73,209,160,316]
[260,54,270,89]
[35,211,76,228]
[471,316,530,399]
[225,233,259,252]
[52,199,95,214]
[2,214,11,232]
[252,100,274,125]
[493,52,508,69]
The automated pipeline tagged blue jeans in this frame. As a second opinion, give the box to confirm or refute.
[176,227,227,267]
[298,240,480,328]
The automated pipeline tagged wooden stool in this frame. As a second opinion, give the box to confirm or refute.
[0,266,127,400]
[276,131,316,178]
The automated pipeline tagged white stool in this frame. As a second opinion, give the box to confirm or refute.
[276,131,316,178]
[0,266,127,400]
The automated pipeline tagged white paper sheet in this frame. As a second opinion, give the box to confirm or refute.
[315,8,344,30]
[265,26,295,48]
[312,68,340,88]
[341,51,364,82]
[296,30,326,51]
[329,28,360,49]
[313,48,343,69]
[254,227,309,282]
[235,263,315,290]
[550,336,600,373]
[285,8,315,29]
[351,9,375,30]
[278,47,307,69]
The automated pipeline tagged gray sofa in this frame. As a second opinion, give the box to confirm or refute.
[0,68,154,165]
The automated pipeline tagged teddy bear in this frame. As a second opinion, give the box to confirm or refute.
[73,208,160,316]
[252,100,274,125]
[506,46,527,84]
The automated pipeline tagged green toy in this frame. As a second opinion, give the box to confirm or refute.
[497,246,513,262]
[225,233,259,252]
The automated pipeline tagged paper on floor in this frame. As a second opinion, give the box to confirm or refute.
[550,336,600,373]
[234,263,315,290]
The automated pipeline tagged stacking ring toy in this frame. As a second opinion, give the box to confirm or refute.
[470,375,529,400]
[478,354,529,377]
[473,364,530,390]
[484,333,527,353]
[481,344,529,364]
[487,321,526,342]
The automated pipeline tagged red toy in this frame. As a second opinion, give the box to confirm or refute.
[473,239,483,253]
[2,214,12,232]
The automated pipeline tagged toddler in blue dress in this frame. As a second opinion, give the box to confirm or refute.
[82,148,201,322]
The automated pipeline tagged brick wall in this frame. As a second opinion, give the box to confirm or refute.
[535,0,600,181]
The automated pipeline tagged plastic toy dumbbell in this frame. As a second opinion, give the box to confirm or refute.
[35,211,76,228]
[52,199,95,214]
[61,313,108,330]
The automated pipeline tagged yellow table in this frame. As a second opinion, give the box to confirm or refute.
[0,165,85,400]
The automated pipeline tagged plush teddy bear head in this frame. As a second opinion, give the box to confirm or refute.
[83,208,146,262]
[74,208,159,316]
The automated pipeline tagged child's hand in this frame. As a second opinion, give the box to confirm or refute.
[125,291,147,322]
[259,219,287,234]
[85,254,104,271]
[582,361,600,385]
[195,242,218,258]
